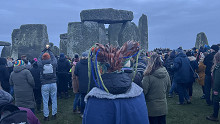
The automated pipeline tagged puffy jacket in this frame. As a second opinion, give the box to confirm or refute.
[142,67,171,116]
[9,66,35,109]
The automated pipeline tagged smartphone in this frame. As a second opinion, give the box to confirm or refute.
[46,45,50,49]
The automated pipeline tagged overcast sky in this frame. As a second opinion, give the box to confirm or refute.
[0,0,220,53]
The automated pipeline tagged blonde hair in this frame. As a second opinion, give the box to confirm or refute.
[144,53,163,75]
[212,52,220,72]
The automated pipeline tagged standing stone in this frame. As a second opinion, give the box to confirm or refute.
[118,21,140,47]
[1,46,11,57]
[138,14,148,51]
[108,23,123,47]
[67,22,84,58]
[11,24,49,60]
[67,21,108,58]
[98,23,108,45]
[195,32,209,49]
[11,29,20,59]
[80,8,134,24]
[60,33,68,55]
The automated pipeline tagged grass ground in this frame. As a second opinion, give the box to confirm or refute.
[36,83,218,124]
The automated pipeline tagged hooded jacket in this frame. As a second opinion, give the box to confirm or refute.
[172,52,191,83]
[9,66,35,109]
[142,67,171,116]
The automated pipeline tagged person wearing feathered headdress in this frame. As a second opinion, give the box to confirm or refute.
[83,41,149,124]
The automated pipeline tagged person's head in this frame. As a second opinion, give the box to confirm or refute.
[211,45,219,53]
[81,51,88,59]
[42,53,50,60]
[74,53,79,62]
[186,51,192,57]
[144,53,163,75]
[14,60,24,66]
[21,55,27,60]
[170,50,176,58]
[60,53,65,59]
[212,52,220,72]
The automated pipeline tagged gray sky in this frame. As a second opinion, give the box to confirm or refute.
[0,0,220,52]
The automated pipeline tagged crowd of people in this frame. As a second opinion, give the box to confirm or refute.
[0,42,220,124]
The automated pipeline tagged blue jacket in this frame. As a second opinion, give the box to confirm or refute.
[83,83,149,124]
[172,52,191,83]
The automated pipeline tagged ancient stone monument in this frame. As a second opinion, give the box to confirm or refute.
[138,14,148,50]
[0,41,11,46]
[11,24,49,60]
[195,32,209,49]
[63,8,148,58]
[0,41,12,57]
[1,46,11,58]
[60,33,68,55]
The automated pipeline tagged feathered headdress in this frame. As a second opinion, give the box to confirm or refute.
[88,41,140,93]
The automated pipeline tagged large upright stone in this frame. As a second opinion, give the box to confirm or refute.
[80,8,134,24]
[108,23,123,47]
[138,14,148,51]
[11,24,49,60]
[60,33,68,55]
[1,46,11,57]
[195,32,208,49]
[118,21,140,46]
[0,41,11,46]
[11,29,20,59]
[67,21,108,58]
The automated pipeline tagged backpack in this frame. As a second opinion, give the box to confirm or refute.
[42,64,54,80]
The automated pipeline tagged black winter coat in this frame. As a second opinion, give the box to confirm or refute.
[30,63,41,89]
[172,53,191,84]
[204,52,217,76]
[74,59,94,94]
[0,58,10,92]
[57,58,71,74]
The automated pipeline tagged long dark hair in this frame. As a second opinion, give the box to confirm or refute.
[144,53,163,75]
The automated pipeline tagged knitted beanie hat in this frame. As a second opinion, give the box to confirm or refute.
[14,60,24,66]
[211,45,219,52]
[42,53,50,60]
